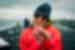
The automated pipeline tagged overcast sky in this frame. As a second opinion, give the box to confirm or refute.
[0,0,74,20]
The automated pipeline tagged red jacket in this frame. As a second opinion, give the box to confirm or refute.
[19,25,62,50]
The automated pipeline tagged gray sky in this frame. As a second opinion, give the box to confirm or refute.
[0,0,74,20]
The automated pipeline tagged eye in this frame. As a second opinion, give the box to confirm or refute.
[35,16,40,18]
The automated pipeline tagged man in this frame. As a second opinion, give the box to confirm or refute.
[24,18,30,28]
[19,3,62,50]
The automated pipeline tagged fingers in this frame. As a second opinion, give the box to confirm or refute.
[34,33,40,40]
[39,30,51,40]
[34,33,42,45]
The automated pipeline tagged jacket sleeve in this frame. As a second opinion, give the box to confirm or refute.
[19,29,39,50]
[42,28,62,50]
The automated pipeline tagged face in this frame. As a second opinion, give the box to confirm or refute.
[33,16,46,26]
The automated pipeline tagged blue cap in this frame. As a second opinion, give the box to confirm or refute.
[34,3,51,19]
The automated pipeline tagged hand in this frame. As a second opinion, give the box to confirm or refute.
[39,29,51,40]
[33,26,51,44]
[33,26,43,45]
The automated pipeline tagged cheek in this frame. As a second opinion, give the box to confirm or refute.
[33,17,43,24]
[37,19,43,23]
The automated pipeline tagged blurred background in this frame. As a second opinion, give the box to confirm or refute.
[0,0,75,50]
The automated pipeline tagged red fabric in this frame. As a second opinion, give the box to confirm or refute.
[19,25,62,50]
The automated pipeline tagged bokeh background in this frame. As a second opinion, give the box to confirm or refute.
[0,0,75,50]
